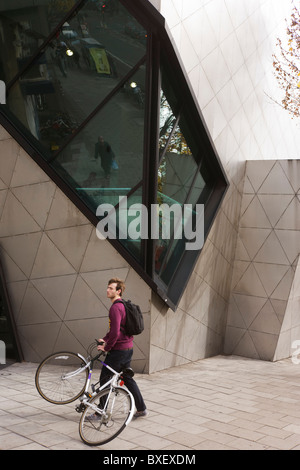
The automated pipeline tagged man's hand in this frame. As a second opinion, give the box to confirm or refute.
[97,338,106,351]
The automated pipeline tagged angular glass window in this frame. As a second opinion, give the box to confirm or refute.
[0,0,148,267]
[0,0,228,310]
[151,50,228,307]
[51,66,146,209]
[154,87,205,287]
[3,0,147,159]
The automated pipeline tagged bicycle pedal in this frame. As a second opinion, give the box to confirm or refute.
[75,403,86,413]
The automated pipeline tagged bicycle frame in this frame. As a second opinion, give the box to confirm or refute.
[84,353,121,396]
[61,352,108,392]
[75,352,134,425]
[36,348,136,444]
[63,351,133,416]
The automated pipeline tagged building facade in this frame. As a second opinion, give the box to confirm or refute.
[0,0,299,372]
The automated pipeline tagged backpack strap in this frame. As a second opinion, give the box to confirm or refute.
[113,299,126,332]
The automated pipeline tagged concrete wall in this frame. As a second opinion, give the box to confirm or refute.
[225,160,300,360]
[148,0,300,371]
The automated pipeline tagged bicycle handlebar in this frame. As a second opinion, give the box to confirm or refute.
[89,340,135,379]
[88,352,104,364]
[88,340,106,362]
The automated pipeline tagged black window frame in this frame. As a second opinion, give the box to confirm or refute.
[0,0,228,311]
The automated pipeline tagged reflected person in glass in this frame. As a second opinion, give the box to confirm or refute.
[94,136,115,182]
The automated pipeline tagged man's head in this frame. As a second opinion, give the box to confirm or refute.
[107,278,125,301]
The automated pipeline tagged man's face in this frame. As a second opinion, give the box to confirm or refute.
[107,283,120,299]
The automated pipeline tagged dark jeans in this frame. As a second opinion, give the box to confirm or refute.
[99,349,146,412]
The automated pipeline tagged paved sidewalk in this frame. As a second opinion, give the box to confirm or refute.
[1,355,300,450]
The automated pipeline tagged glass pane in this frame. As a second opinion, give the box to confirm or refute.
[4,0,147,158]
[52,66,146,208]
[71,0,147,71]
[94,185,144,264]
[155,89,206,279]
[158,124,198,205]
[185,167,206,206]
[0,0,77,86]
[116,186,144,263]
[159,90,176,158]
[155,203,203,284]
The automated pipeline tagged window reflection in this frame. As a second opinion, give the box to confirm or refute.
[0,0,77,86]
[158,125,197,205]
[159,91,176,157]
[115,185,144,263]
[155,90,208,279]
[4,0,147,158]
[52,67,146,219]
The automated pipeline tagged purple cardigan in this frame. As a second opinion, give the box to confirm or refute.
[103,300,133,351]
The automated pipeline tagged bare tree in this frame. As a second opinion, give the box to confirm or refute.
[273,2,300,118]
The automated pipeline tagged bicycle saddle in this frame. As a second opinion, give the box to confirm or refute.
[121,367,134,378]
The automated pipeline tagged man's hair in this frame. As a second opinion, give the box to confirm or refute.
[108,278,125,296]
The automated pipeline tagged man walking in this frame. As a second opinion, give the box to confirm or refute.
[97,277,148,418]
[94,136,114,181]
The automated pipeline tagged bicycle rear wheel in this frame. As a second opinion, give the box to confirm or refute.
[79,387,134,446]
[35,352,89,404]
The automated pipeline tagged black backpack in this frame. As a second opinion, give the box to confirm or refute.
[115,299,144,336]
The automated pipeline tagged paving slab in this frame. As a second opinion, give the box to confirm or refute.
[1,355,300,452]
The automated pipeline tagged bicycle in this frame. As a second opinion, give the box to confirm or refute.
[35,341,135,446]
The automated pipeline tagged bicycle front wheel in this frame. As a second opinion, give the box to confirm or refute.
[35,352,89,404]
[79,387,134,446]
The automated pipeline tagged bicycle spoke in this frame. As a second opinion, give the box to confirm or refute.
[35,352,89,404]
[79,387,133,446]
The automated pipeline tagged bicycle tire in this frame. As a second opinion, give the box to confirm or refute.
[79,387,134,446]
[35,351,89,404]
